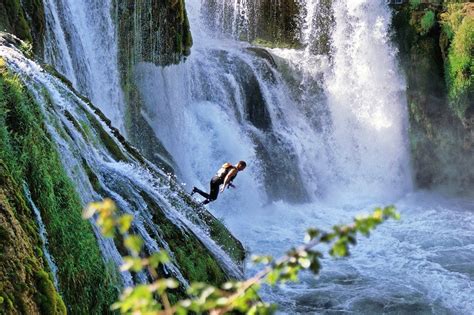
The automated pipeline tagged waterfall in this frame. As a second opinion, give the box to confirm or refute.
[0,42,243,289]
[323,0,413,201]
[42,0,126,132]
[18,0,474,313]
[129,0,411,205]
[37,0,413,276]
[23,184,60,290]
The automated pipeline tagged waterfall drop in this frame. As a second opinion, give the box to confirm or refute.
[28,0,474,313]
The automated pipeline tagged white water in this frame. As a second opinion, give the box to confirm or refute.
[23,184,60,290]
[34,0,474,313]
[42,0,126,132]
[1,42,242,289]
[225,192,474,314]
[137,0,472,313]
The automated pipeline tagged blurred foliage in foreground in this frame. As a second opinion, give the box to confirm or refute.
[83,199,399,314]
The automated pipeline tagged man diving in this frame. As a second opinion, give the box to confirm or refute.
[191,161,247,204]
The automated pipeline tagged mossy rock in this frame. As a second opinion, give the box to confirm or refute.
[0,56,119,313]
[0,0,44,55]
[391,2,474,190]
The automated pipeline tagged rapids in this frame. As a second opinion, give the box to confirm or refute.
[37,0,474,313]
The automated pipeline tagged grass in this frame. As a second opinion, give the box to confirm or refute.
[438,3,474,120]
[0,61,119,313]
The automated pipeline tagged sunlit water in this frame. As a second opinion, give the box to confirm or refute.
[218,191,474,314]
[36,0,474,312]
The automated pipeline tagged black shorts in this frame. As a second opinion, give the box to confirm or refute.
[209,176,223,201]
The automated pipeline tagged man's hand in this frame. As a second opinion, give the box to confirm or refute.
[220,186,225,193]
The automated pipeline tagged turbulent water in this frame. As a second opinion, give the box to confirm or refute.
[43,0,126,131]
[37,0,474,313]
[23,184,60,289]
[0,41,242,290]
[225,192,474,314]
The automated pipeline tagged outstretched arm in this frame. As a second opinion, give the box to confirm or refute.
[221,169,237,192]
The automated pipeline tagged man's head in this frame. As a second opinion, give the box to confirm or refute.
[236,160,247,171]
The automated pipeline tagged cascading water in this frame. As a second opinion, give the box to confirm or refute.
[321,0,412,202]
[42,0,126,132]
[183,0,474,314]
[134,0,411,203]
[132,0,473,313]
[23,184,60,290]
[34,0,474,312]
[0,41,243,292]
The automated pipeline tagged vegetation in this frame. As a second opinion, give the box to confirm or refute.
[420,10,436,34]
[392,1,473,189]
[0,159,66,314]
[440,2,473,121]
[85,199,399,314]
[0,0,45,54]
[0,59,119,313]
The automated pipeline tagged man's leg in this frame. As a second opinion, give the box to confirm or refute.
[192,187,211,199]
[203,182,220,204]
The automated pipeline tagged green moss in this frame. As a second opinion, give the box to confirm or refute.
[34,270,66,315]
[392,1,474,189]
[442,6,473,121]
[410,0,421,10]
[79,119,94,141]
[168,188,245,264]
[0,161,60,314]
[420,10,436,34]
[0,0,45,55]
[139,192,229,285]
[0,0,31,42]
[0,66,119,313]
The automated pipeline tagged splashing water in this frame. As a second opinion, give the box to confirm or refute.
[35,0,474,312]
[42,0,126,131]
[23,184,60,290]
[1,42,242,290]
[175,0,472,313]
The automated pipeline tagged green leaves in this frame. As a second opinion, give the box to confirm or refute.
[124,235,143,256]
[85,199,400,315]
[111,284,162,314]
[305,228,320,243]
[120,256,143,272]
[82,199,135,238]
[118,214,134,234]
[149,251,170,268]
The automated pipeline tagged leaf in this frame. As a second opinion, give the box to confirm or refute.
[124,235,144,256]
[373,209,383,221]
[121,256,143,272]
[101,217,115,238]
[216,297,229,306]
[267,269,280,286]
[332,240,347,257]
[320,233,335,243]
[149,251,170,268]
[151,279,179,294]
[298,257,311,269]
[118,214,134,234]
[222,282,236,290]
[309,258,321,274]
[348,235,357,245]
[304,228,320,243]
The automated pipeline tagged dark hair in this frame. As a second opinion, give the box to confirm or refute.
[237,161,247,168]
